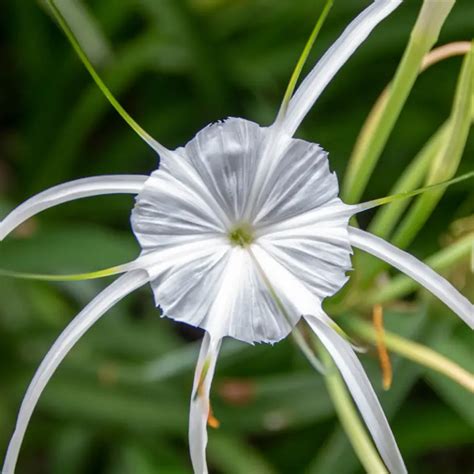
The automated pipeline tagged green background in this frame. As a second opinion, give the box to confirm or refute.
[0,0,472,473]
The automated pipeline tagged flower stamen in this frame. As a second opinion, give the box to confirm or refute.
[228,223,255,247]
[207,405,220,429]
[372,304,392,391]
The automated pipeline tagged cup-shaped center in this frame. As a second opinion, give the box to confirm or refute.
[228,222,254,247]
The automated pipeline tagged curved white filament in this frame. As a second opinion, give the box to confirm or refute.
[2,270,149,474]
[189,333,221,474]
[305,313,407,474]
[348,227,474,328]
[279,0,402,136]
[0,175,148,241]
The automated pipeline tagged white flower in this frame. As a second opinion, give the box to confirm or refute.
[131,117,352,343]
[1,1,472,473]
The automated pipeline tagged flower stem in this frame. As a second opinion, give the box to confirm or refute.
[342,0,455,203]
[0,265,125,281]
[45,0,169,155]
[367,122,448,240]
[316,341,388,474]
[349,42,470,210]
[345,318,474,392]
[391,44,473,249]
[277,0,333,119]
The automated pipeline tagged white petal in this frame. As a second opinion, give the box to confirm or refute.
[140,241,284,343]
[305,313,407,474]
[242,245,323,341]
[132,117,349,238]
[348,227,474,328]
[250,137,339,226]
[134,117,264,233]
[182,118,264,223]
[132,120,264,247]
[2,270,148,474]
[142,239,231,329]
[131,172,227,249]
[202,246,305,343]
[189,333,221,474]
[132,118,354,343]
[280,0,403,136]
[0,175,147,241]
[139,238,319,344]
[256,201,352,301]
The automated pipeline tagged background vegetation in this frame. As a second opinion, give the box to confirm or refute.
[0,0,472,473]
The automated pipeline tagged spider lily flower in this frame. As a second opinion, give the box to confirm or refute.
[1,1,473,473]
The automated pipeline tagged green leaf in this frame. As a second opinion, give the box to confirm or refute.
[108,440,189,474]
[32,32,168,190]
[425,330,474,426]
[0,224,137,273]
[395,402,472,456]
[43,0,113,66]
[49,426,95,474]
[317,342,388,473]
[342,0,455,203]
[366,232,473,305]
[38,377,188,434]
[392,44,473,249]
[208,433,277,474]
[277,0,333,118]
[44,0,162,152]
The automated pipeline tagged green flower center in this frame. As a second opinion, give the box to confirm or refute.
[228,223,254,247]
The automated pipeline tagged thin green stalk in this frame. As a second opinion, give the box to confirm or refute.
[33,31,161,190]
[351,42,471,203]
[45,0,166,153]
[366,232,473,305]
[345,318,474,392]
[342,0,455,203]
[368,122,449,239]
[277,0,333,119]
[359,171,474,211]
[392,46,473,249]
[357,122,449,286]
[42,0,112,66]
[316,341,388,474]
[0,263,127,281]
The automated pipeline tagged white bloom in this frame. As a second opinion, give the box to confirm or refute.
[1,1,472,473]
[131,117,352,343]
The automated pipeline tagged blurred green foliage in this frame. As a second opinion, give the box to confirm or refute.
[0,0,473,473]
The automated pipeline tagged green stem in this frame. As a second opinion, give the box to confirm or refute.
[359,171,474,212]
[0,263,128,282]
[392,45,473,249]
[316,341,388,474]
[45,0,167,154]
[355,123,449,286]
[345,318,474,392]
[277,0,333,119]
[368,122,449,239]
[342,0,455,203]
